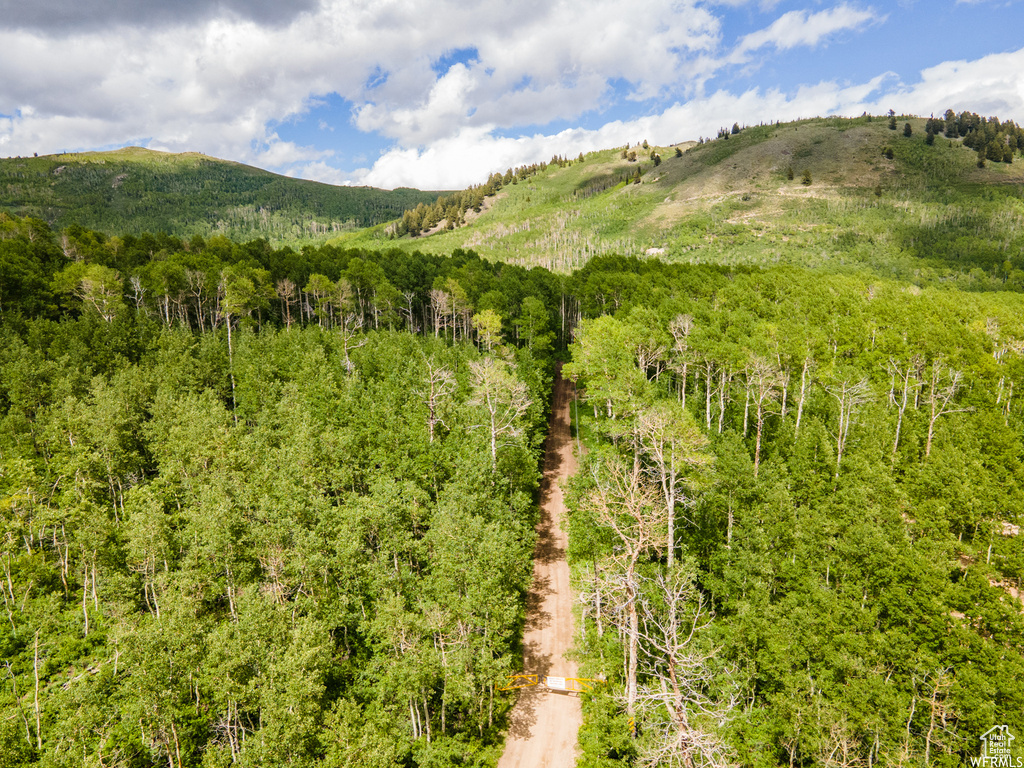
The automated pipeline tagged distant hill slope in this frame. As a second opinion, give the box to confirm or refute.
[348,115,1024,284]
[0,147,441,244]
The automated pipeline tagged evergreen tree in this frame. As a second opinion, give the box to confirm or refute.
[944,108,958,138]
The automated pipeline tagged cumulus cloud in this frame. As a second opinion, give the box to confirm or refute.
[736,4,880,54]
[874,48,1024,117]
[286,160,352,187]
[348,0,722,143]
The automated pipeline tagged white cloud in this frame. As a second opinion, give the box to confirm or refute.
[737,4,880,54]
[287,161,353,187]
[348,0,723,145]
[872,48,1024,117]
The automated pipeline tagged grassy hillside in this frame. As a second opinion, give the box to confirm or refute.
[0,147,441,244]
[349,115,1024,285]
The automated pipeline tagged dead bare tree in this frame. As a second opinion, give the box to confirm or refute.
[924,362,971,457]
[401,291,418,332]
[633,336,668,382]
[887,356,922,456]
[817,714,866,768]
[275,278,297,329]
[469,358,532,465]
[338,312,365,372]
[128,275,147,312]
[699,359,733,434]
[745,355,784,477]
[586,460,667,721]
[76,266,122,323]
[900,668,957,765]
[631,570,737,768]
[794,355,816,438]
[668,314,694,407]
[635,402,710,567]
[985,318,1024,419]
[187,269,211,331]
[429,289,451,338]
[826,378,872,472]
[418,360,456,443]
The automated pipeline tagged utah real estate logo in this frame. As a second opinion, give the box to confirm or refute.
[969,725,1022,767]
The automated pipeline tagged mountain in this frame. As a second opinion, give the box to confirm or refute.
[352,114,1024,285]
[0,147,441,244]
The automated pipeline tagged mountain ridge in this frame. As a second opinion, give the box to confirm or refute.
[0,146,442,244]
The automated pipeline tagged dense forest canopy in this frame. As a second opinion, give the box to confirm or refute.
[563,256,1024,767]
[0,214,567,767]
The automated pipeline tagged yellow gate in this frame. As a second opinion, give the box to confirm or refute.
[498,674,600,693]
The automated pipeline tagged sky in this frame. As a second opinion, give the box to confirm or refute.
[1,0,1023,191]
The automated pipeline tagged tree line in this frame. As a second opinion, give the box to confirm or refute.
[0,213,570,356]
[927,110,1024,165]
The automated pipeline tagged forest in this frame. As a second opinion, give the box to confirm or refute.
[0,213,564,767]
[0,150,440,244]
[563,256,1024,766]
[2,105,1024,768]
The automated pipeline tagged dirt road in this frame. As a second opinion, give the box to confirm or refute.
[497,370,581,768]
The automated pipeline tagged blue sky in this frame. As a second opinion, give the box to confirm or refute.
[1,0,1023,190]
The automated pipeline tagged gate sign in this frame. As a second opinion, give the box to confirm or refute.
[545,676,567,691]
